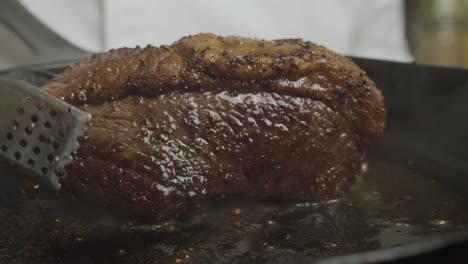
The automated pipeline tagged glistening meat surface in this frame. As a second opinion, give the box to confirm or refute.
[42,33,386,221]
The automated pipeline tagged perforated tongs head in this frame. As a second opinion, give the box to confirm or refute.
[0,78,91,191]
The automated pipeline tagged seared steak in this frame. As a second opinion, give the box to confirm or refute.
[43,33,386,221]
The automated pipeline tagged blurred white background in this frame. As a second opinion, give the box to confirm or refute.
[0,0,411,70]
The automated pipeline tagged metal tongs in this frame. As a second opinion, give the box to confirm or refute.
[0,78,91,190]
[0,0,92,190]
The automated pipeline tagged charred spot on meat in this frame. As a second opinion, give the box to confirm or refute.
[42,33,386,221]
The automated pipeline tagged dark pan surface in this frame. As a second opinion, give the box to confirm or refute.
[0,160,467,264]
[0,58,468,263]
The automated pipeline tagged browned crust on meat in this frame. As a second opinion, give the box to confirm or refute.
[44,33,386,140]
[41,33,386,221]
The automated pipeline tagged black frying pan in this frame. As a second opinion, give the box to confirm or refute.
[1,1,468,263]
